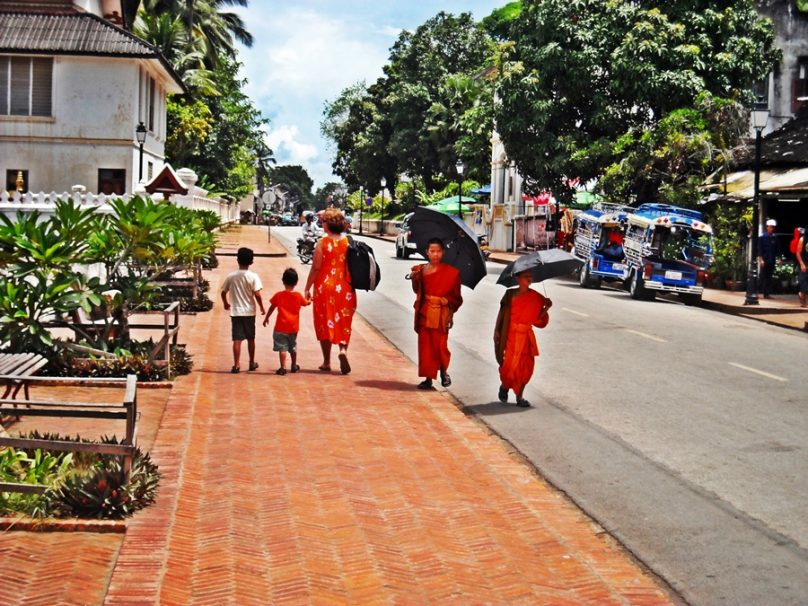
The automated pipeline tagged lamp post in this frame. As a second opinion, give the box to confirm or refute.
[744,105,770,306]
[455,158,465,217]
[359,186,364,235]
[380,177,387,235]
[135,121,147,183]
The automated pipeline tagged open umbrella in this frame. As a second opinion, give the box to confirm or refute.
[496,249,583,287]
[409,206,488,288]
[426,196,475,214]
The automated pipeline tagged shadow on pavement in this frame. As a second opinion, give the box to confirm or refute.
[462,402,531,415]
[354,379,419,392]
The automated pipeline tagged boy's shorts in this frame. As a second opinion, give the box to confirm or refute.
[231,316,256,341]
[273,331,298,352]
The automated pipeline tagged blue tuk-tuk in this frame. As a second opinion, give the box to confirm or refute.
[573,204,632,288]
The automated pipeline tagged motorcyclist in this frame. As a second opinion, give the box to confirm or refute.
[301,213,321,241]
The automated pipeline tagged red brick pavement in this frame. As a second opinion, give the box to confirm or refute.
[101,225,676,605]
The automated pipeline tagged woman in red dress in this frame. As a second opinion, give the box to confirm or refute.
[304,208,356,374]
[410,238,463,389]
[494,270,551,407]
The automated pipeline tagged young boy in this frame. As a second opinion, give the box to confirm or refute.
[493,270,552,407]
[221,247,265,373]
[409,238,463,390]
[263,267,310,375]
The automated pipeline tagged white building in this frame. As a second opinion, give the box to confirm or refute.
[0,0,184,195]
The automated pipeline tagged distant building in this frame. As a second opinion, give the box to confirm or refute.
[756,0,808,133]
[0,0,184,195]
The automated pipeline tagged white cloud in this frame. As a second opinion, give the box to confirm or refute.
[266,125,318,165]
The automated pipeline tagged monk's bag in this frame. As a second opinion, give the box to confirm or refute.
[346,237,381,291]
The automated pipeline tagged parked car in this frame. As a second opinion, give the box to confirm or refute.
[395,212,418,259]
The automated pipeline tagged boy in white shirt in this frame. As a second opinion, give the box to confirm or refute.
[221,247,265,373]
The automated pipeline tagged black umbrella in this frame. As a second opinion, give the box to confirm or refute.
[496,249,583,287]
[409,206,488,288]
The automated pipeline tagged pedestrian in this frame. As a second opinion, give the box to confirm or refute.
[304,208,356,374]
[758,219,778,298]
[493,270,552,407]
[263,267,310,375]
[221,247,265,373]
[797,227,808,308]
[409,238,463,390]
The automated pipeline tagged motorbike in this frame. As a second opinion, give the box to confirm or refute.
[296,235,319,264]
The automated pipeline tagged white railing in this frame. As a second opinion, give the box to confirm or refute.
[0,188,237,224]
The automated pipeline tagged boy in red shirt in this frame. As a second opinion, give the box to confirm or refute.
[262,268,310,375]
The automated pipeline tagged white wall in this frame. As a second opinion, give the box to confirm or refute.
[0,55,168,193]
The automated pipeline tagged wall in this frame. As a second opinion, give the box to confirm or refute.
[0,56,168,193]
[757,0,808,132]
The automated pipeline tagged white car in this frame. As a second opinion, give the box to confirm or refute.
[395,212,418,259]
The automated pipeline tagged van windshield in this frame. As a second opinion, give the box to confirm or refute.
[656,226,712,269]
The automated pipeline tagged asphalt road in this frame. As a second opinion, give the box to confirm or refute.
[272,226,808,606]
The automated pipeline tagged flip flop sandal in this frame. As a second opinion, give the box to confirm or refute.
[498,386,508,403]
[516,398,531,408]
[417,379,434,390]
[230,366,240,374]
[275,368,287,376]
[338,352,351,375]
[290,365,301,373]
[318,365,331,372]
[440,372,451,387]
[248,362,259,371]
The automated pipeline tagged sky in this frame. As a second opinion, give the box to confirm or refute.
[233,1,507,189]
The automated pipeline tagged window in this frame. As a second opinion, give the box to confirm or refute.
[0,56,52,116]
[147,161,154,180]
[98,169,126,195]
[792,58,808,112]
[6,169,28,194]
[147,76,155,131]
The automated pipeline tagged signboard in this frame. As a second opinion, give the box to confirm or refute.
[365,196,373,207]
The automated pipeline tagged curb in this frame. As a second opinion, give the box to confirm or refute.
[0,516,126,533]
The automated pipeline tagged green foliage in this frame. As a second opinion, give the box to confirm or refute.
[323,11,493,192]
[166,97,215,164]
[0,198,218,356]
[494,0,779,199]
[482,1,522,40]
[0,434,161,520]
[270,165,315,207]
[705,202,752,281]
[598,93,749,205]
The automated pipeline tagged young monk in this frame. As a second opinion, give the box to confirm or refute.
[410,238,463,390]
[493,270,552,407]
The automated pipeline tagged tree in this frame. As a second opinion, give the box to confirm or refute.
[598,92,749,206]
[494,0,779,200]
[270,165,314,208]
[315,182,347,208]
[383,12,493,190]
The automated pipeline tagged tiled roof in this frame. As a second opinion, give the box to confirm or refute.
[759,109,808,168]
[0,11,156,57]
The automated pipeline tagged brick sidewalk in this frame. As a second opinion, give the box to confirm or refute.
[102,225,676,605]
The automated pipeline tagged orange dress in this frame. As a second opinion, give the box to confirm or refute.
[412,263,462,379]
[496,289,549,396]
[313,236,356,345]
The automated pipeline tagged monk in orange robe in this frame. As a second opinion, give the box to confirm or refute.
[494,270,551,407]
[410,238,463,390]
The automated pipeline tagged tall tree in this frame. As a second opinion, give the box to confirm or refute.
[270,165,315,207]
[494,0,778,200]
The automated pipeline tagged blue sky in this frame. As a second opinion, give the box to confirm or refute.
[234,1,507,188]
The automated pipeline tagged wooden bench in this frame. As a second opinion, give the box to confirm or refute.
[0,353,49,401]
[0,374,138,495]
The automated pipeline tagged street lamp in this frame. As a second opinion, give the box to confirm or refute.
[135,121,147,182]
[380,176,387,235]
[456,158,465,217]
[359,186,364,235]
[744,104,770,306]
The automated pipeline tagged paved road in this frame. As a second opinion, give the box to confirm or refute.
[273,226,808,606]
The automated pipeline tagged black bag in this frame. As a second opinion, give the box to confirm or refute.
[346,236,381,291]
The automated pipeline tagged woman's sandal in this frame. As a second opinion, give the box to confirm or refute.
[275,368,287,376]
[230,366,239,374]
[338,352,351,375]
[290,364,301,373]
[318,365,331,372]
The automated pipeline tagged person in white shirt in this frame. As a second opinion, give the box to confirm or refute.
[220,247,265,373]
[301,213,320,240]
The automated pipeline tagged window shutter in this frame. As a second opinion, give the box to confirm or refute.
[0,58,8,115]
[9,56,30,115]
[31,58,52,116]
